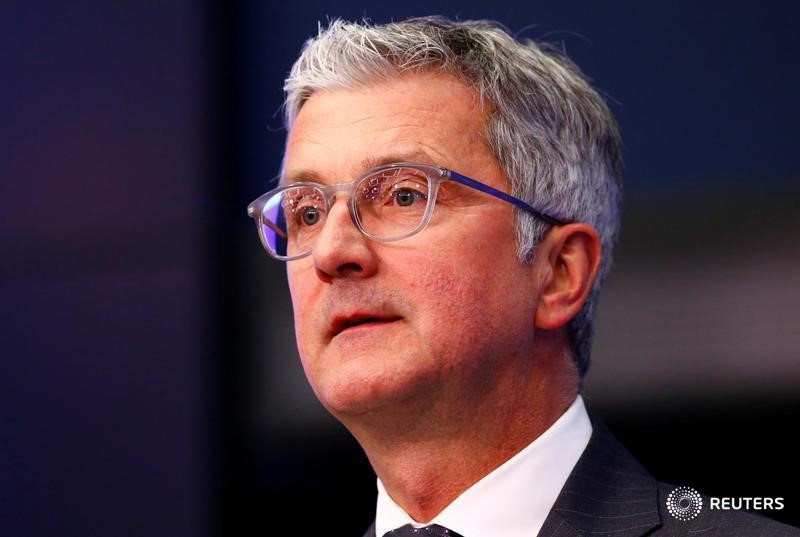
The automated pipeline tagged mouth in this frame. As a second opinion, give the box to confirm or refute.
[330,313,403,338]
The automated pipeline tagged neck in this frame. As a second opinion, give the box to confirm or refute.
[340,335,579,522]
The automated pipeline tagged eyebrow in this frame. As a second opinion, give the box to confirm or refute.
[283,149,439,185]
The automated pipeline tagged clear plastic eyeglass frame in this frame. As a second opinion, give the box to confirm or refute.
[246,162,566,261]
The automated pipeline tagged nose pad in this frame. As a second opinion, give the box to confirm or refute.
[316,179,367,239]
[321,196,357,236]
[311,197,377,278]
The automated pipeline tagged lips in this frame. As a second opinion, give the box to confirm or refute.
[329,313,402,337]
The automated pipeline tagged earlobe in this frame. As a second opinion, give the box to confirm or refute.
[534,224,602,330]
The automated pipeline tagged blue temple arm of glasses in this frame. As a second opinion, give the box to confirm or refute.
[445,170,565,226]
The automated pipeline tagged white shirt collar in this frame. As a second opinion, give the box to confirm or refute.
[375,395,592,537]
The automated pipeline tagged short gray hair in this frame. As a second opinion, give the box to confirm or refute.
[283,17,623,380]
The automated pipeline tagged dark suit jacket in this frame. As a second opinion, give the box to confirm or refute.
[363,416,798,537]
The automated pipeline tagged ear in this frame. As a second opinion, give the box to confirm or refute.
[534,223,602,330]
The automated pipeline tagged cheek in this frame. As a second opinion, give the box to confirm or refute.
[398,250,508,339]
[286,266,319,351]
[396,236,533,352]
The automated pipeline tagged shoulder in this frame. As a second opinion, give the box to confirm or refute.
[545,414,799,537]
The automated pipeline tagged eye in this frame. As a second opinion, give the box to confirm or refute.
[299,206,322,226]
[391,185,427,207]
[282,188,326,229]
[357,167,431,209]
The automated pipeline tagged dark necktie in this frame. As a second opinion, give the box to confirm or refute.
[382,524,464,537]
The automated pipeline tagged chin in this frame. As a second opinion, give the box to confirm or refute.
[317,380,390,418]
[315,368,421,419]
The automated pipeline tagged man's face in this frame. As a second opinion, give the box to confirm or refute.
[284,72,540,420]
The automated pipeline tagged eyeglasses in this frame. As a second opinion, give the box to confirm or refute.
[247,162,565,261]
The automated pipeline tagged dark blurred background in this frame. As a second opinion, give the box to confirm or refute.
[2,1,798,535]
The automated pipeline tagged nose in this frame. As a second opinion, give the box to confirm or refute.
[311,197,378,280]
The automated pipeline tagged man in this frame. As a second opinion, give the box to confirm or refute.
[247,17,798,537]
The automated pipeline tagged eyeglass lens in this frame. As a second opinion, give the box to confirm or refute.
[258,167,433,258]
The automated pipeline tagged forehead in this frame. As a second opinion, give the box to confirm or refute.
[283,72,492,183]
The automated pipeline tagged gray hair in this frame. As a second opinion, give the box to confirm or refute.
[283,17,623,380]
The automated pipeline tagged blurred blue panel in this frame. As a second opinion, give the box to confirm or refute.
[0,1,209,536]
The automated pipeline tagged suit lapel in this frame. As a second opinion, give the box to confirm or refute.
[537,415,662,537]
[535,510,583,537]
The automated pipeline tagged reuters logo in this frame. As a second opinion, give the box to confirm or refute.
[667,486,703,521]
